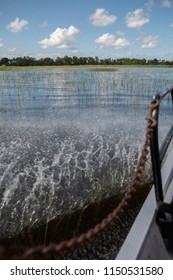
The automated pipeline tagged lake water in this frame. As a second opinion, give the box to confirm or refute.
[0,67,173,240]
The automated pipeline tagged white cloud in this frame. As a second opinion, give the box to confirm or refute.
[126,8,150,28]
[141,35,159,48]
[0,38,4,48]
[38,26,80,49]
[7,17,28,32]
[117,31,125,36]
[95,33,115,48]
[95,33,131,49]
[90,8,117,27]
[145,0,155,12]
[170,22,173,27]
[114,38,132,49]
[161,0,172,7]
[8,47,16,53]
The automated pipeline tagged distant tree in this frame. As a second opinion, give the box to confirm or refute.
[95,56,99,65]
[44,57,55,65]
[63,55,72,65]
[55,56,63,65]
[0,57,9,65]
[72,56,80,65]
[87,57,96,65]
[36,58,45,66]
[153,58,158,65]
[78,57,87,65]
[1,55,172,67]
[21,56,36,66]
[147,58,158,65]
[116,58,124,65]
[165,60,171,66]
[14,57,25,66]
[141,58,146,65]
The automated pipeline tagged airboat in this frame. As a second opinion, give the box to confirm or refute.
[116,87,173,260]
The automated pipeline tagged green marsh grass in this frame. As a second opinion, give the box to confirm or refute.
[0,64,170,72]
[0,65,117,71]
[88,66,118,72]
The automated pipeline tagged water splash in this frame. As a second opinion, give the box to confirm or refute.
[0,67,172,239]
[0,123,147,238]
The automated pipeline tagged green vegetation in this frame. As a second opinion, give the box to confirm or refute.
[1,55,173,69]
[89,66,118,71]
[0,65,62,71]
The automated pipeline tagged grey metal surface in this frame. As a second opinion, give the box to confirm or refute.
[116,142,173,260]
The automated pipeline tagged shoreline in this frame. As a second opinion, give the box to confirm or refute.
[0,64,172,71]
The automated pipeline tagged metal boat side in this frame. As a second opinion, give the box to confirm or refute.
[116,142,173,259]
[116,89,173,260]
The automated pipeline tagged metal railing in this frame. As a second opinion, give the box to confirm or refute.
[149,87,173,204]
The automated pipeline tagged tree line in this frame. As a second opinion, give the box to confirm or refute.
[1,55,173,66]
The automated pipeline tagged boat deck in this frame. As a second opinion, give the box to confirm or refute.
[116,141,173,260]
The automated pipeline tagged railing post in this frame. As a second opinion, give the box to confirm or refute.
[150,95,163,204]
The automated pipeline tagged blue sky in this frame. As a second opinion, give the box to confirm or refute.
[0,0,173,60]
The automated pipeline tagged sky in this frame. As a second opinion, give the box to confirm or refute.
[0,0,173,60]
